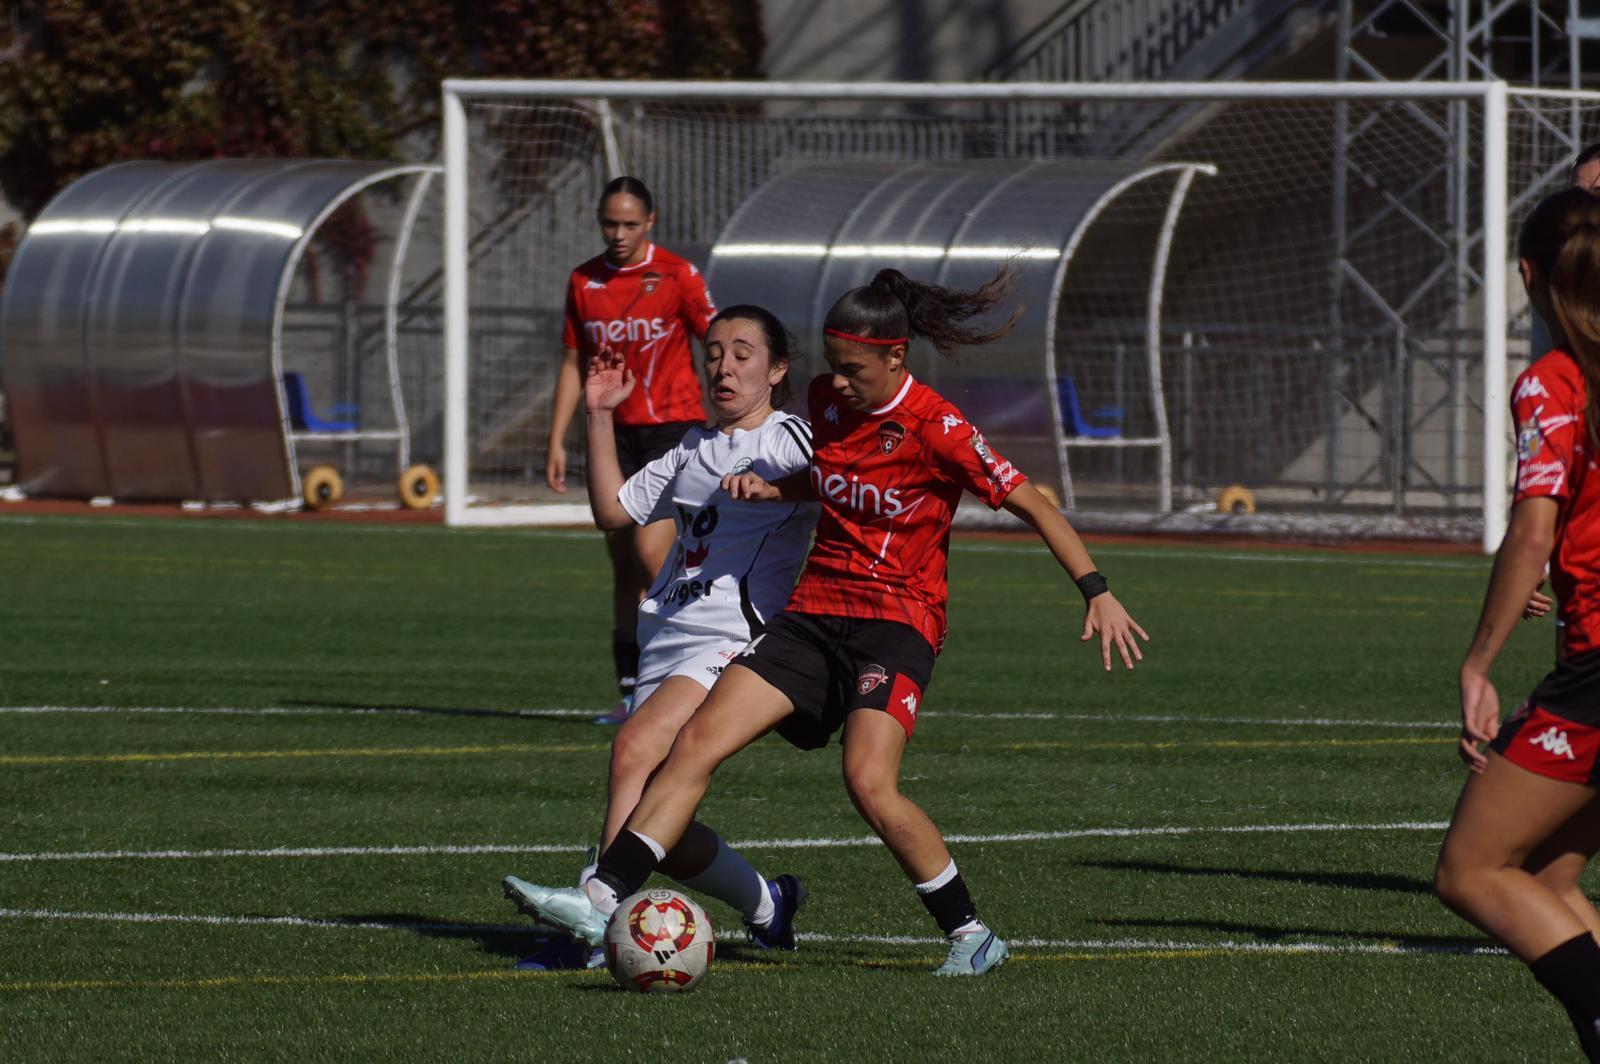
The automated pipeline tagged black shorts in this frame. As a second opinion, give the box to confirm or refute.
[614,421,703,479]
[735,611,935,750]
[1490,647,1600,784]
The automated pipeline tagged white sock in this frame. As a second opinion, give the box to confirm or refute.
[634,831,668,862]
[950,919,984,937]
[577,862,598,888]
[583,876,620,919]
[676,834,771,926]
[915,859,959,894]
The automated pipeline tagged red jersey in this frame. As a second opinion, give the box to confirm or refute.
[561,244,716,426]
[786,373,1026,651]
[1512,348,1600,656]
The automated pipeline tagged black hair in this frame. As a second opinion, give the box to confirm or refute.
[708,303,795,408]
[822,266,1020,358]
[1518,187,1600,282]
[1520,189,1600,455]
[1573,143,1600,185]
[598,176,654,216]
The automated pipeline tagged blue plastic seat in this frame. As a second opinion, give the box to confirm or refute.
[283,371,358,433]
[1056,377,1123,439]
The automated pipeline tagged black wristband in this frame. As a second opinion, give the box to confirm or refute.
[1075,570,1109,603]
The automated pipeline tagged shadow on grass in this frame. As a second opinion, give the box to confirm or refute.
[290,699,603,725]
[1095,916,1488,952]
[336,912,543,960]
[1079,858,1432,896]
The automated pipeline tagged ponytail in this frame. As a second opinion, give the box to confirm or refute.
[1548,224,1600,457]
[823,266,1021,358]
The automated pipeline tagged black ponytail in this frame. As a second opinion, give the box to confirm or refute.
[823,266,1020,358]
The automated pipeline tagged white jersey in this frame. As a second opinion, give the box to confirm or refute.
[619,410,817,643]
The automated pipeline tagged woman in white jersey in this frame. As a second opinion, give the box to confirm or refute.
[505,305,816,967]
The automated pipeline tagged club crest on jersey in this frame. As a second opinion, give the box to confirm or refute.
[878,421,906,455]
[970,431,996,466]
[641,271,663,294]
[1517,414,1543,462]
[857,664,889,694]
[731,457,753,475]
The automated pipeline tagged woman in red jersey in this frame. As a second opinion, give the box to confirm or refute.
[546,176,718,721]
[1435,187,1600,1062]
[514,267,1148,976]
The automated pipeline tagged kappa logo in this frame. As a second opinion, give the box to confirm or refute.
[878,420,906,455]
[941,414,963,435]
[825,404,840,424]
[1528,725,1577,761]
[900,692,919,718]
[1514,375,1549,402]
[857,664,889,694]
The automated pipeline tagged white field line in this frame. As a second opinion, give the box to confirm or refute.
[0,820,1449,864]
[0,704,1457,729]
[0,906,1503,957]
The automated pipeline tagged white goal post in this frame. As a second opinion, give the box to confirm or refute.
[437,77,1598,551]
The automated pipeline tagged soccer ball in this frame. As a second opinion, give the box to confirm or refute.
[604,888,715,993]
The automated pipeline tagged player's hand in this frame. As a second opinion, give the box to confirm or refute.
[721,471,780,501]
[585,344,635,412]
[1523,588,1554,620]
[1080,592,1150,672]
[545,440,567,493]
[1458,669,1501,773]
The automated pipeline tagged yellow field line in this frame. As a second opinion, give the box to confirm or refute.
[1000,738,1447,752]
[1,735,1448,767]
[0,742,609,767]
[0,959,786,994]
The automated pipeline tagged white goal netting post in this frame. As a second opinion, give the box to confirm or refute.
[437,79,1600,549]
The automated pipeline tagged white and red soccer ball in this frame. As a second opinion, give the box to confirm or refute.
[604,888,715,993]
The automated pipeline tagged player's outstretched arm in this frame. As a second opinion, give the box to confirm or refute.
[583,345,638,531]
[1001,482,1150,672]
[1458,497,1557,771]
[721,471,817,503]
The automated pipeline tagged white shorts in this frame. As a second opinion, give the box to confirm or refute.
[633,621,744,707]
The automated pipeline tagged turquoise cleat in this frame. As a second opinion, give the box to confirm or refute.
[933,925,1009,976]
[502,876,609,948]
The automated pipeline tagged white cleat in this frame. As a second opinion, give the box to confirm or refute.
[502,876,608,947]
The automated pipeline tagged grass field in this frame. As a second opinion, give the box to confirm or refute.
[0,513,1580,1061]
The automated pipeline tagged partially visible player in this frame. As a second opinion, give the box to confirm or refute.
[507,266,1149,976]
[1435,187,1600,1061]
[546,176,718,723]
[506,305,815,967]
[1529,148,1600,374]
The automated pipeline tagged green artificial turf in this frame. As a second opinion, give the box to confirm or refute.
[0,514,1579,1062]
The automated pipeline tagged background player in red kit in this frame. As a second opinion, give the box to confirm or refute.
[1435,188,1600,1062]
[545,176,717,721]
[512,267,1149,977]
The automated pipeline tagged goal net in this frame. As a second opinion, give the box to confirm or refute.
[435,80,1600,548]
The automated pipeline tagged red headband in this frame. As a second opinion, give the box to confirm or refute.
[825,327,908,347]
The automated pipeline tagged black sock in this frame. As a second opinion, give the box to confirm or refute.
[611,631,639,697]
[918,872,979,936]
[1530,933,1600,1062]
[594,830,660,900]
